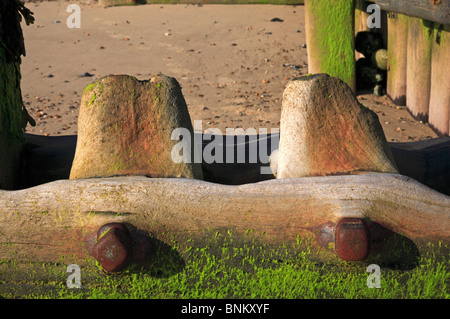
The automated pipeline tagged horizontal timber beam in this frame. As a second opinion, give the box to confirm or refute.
[367,0,450,25]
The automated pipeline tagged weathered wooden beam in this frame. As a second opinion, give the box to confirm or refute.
[0,174,449,266]
[368,0,450,26]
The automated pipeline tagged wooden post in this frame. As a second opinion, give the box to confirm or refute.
[0,1,30,190]
[406,17,434,122]
[305,0,356,92]
[428,25,450,136]
[354,0,371,61]
[386,12,408,106]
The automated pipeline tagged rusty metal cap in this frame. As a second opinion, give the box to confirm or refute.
[92,226,133,272]
[335,218,370,261]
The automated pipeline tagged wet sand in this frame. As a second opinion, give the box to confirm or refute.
[20,1,439,142]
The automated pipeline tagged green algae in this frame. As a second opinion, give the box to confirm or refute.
[307,0,355,90]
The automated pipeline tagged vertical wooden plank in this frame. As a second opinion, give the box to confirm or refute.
[374,0,450,26]
[355,0,370,61]
[0,1,27,190]
[429,25,450,136]
[386,12,408,106]
[406,17,434,122]
[305,0,356,92]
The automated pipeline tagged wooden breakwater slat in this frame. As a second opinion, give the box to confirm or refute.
[386,12,408,106]
[428,25,450,136]
[405,17,434,122]
[0,174,449,265]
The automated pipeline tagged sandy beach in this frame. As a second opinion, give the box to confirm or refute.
[20,1,439,142]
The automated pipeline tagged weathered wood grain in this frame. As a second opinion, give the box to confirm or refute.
[386,12,408,106]
[370,0,450,25]
[0,174,448,265]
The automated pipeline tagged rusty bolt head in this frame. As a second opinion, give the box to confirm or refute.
[92,223,133,272]
[335,218,370,261]
[97,222,130,241]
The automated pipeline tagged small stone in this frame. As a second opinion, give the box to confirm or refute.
[270,18,284,22]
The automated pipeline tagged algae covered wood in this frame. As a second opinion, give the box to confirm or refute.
[305,0,356,92]
[0,174,449,265]
[0,0,33,190]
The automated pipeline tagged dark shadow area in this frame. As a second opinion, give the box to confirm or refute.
[21,133,450,195]
[126,226,186,278]
[389,137,450,195]
[22,134,77,188]
[367,221,421,270]
[83,222,186,277]
[200,132,278,185]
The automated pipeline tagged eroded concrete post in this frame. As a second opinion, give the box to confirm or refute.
[277,74,397,178]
